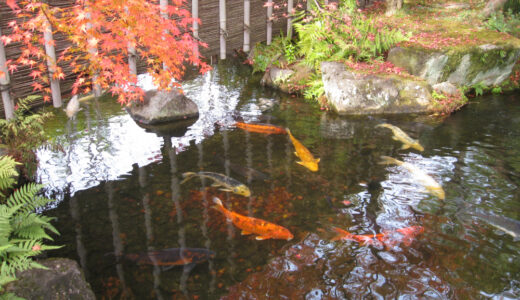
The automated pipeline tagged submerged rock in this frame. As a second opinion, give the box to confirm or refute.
[388,45,520,87]
[126,89,199,125]
[321,62,433,115]
[5,258,95,300]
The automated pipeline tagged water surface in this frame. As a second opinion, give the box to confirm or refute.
[38,60,520,299]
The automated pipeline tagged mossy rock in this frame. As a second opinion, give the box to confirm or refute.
[321,62,434,115]
[388,44,520,87]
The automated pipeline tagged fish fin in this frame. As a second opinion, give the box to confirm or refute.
[316,158,320,163]
[296,161,305,167]
[378,156,401,166]
[161,265,176,272]
[219,188,232,192]
[285,128,291,135]
[401,144,411,150]
[255,236,269,240]
[241,230,253,235]
[392,136,399,141]
[212,197,223,208]
[211,183,221,187]
[180,172,196,184]
[293,151,300,158]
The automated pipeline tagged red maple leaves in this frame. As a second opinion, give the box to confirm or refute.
[4,0,210,104]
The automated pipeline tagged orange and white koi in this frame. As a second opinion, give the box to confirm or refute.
[212,197,293,241]
[235,122,287,135]
[286,128,320,172]
[332,226,424,248]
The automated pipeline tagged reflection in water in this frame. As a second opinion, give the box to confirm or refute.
[39,62,520,299]
[139,165,163,300]
[106,180,131,298]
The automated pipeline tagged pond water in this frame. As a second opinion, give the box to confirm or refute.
[37,59,520,299]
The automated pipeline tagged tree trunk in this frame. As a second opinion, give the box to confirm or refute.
[482,0,508,17]
[385,0,403,16]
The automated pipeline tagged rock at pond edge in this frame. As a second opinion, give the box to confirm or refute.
[126,89,199,125]
[321,61,434,115]
[5,258,96,300]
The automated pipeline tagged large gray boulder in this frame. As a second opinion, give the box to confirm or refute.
[126,89,199,125]
[388,45,520,86]
[5,258,95,300]
[321,62,434,115]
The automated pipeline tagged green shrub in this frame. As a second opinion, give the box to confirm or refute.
[0,96,53,179]
[0,155,60,291]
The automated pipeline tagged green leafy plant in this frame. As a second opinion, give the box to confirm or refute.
[432,90,447,101]
[0,96,53,179]
[491,86,503,94]
[303,72,325,100]
[0,155,60,291]
[472,82,488,97]
[485,9,520,36]
[294,5,408,69]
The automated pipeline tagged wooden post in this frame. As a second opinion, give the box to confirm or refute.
[287,0,293,39]
[125,7,137,75]
[0,28,14,120]
[43,18,62,108]
[192,0,200,64]
[219,0,226,60]
[160,0,169,70]
[266,0,273,45]
[243,0,250,52]
[86,10,102,98]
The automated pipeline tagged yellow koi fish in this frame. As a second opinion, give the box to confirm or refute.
[212,197,294,241]
[286,128,320,172]
[376,123,424,151]
[379,156,445,200]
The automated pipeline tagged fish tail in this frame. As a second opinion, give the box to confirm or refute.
[379,156,402,166]
[331,227,352,241]
[180,172,196,184]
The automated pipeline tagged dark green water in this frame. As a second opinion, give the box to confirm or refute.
[37,60,520,299]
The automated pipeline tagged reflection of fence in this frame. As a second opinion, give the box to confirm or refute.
[0,0,289,116]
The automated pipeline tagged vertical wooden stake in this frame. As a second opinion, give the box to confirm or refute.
[192,0,200,65]
[0,28,14,120]
[287,0,293,39]
[244,0,250,52]
[219,0,227,60]
[267,0,273,45]
[43,18,63,108]
[160,0,169,70]
[125,7,137,76]
[86,10,102,98]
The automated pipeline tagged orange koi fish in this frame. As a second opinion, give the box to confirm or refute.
[212,197,294,241]
[286,128,320,172]
[332,226,424,248]
[235,122,287,135]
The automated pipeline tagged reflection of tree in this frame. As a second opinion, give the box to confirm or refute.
[138,165,164,300]
[106,180,131,298]
[196,142,217,294]
[165,137,190,298]
[221,130,237,280]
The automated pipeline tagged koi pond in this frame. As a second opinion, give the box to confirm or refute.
[37,59,520,299]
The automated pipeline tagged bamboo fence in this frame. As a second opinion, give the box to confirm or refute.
[0,0,289,117]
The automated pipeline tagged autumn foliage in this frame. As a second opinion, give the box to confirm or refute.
[3,0,210,104]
